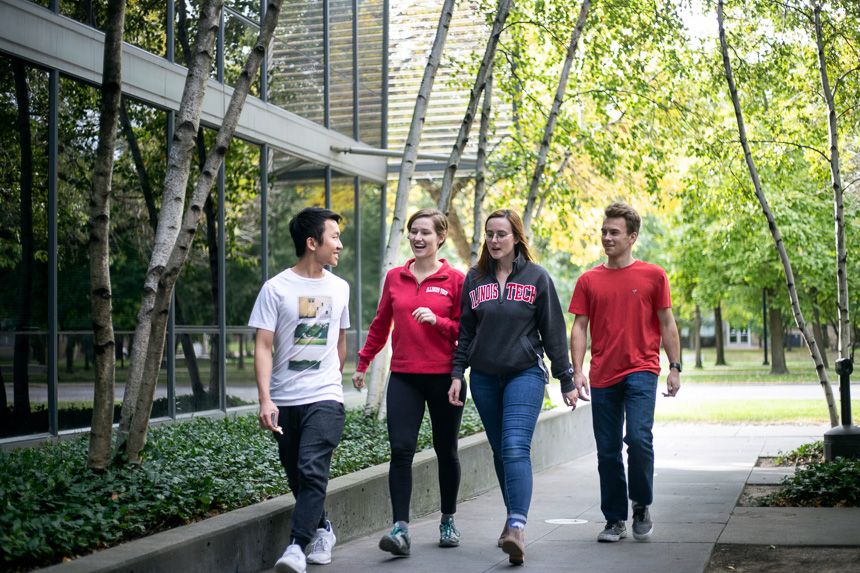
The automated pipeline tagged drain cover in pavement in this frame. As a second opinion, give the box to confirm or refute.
[545,518,588,525]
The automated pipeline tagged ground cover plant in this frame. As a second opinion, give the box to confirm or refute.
[760,441,859,508]
[0,404,485,571]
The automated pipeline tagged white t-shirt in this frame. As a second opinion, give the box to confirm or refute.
[248,268,351,406]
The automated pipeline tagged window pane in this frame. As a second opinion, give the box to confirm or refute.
[60,0,168,57]
[227,0,260,24]
[329,0,354,137]
[329,173,356,376]
[223,11,261,96]
[268,0,325,125]
[359,182,382,329]
[225,138,262,407]
[174,127,220,415]
[0,56,50,438]
[357,0,383,146]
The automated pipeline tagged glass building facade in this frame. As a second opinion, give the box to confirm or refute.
[0,0,388,442]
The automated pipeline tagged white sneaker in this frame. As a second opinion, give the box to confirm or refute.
[275,544,306,573]
[306,521,337,565]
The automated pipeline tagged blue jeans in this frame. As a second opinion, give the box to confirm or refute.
[469,365,545,522]
[591,371,657,522]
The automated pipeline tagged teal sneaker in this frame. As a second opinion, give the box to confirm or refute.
[439,518,461,548]
[379,524,411,556]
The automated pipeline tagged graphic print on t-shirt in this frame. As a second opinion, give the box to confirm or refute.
[290,296,333,370]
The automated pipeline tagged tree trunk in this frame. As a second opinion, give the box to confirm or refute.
[714,304,727,366]
[119,99,207,404]
[694,304,703,369]
[471,70,493,266]
[522,0,591,235]
[812,306,829,370]
[124,0,285,461]
[769,307,788,375]
[118,0,225,457]
[65,337,76,373]
[437,0,513,214]
[87,0,127,470]
[718,0,838,426]
[204,195,220,404]
[814,6,852,361]
[12,60,34,424]
[367,0,455,414]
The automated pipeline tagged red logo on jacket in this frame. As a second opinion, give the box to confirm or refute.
[506,283,536,304]
[469,283,499,309]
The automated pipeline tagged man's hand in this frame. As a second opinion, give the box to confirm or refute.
[448,378,464,407]
[663,370,680,397]
[562,388,579,409]
[412,306,437,325]
[259,399,282,434]
[573,371,591,401]
[352,370,366,390]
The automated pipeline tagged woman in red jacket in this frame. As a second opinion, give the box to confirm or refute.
[352,208,466,556]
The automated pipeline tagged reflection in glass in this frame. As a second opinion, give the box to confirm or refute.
[223,11,261,97]
[0,56,49,438]
[227,0,261,23]
[268,0,325,124]
[329,173,356,376]
[225,138,262,404]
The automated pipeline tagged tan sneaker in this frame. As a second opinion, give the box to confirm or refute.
[497,523,509,548]
[500,526,525,565]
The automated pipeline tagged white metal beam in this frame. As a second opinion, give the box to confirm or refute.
[0,0,388,183]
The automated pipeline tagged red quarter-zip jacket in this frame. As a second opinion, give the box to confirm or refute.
[357,259,465,374]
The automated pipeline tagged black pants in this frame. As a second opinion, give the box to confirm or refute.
[387,372,466,523]
[274,400,345,547]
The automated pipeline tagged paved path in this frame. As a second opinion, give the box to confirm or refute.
[260,422,825,573]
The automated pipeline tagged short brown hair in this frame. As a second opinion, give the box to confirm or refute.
[407,208,448,246]
[475,209,534,277]
[604,202,641,235]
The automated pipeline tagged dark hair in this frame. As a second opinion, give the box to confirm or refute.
[407,208,448,247]
[475,209,534,277]
[604,202,641,235]
[289,207,342,258]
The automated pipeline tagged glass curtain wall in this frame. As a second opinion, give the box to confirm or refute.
[1,0,385,440]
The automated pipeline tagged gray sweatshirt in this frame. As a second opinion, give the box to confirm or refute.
[451,253,574,393]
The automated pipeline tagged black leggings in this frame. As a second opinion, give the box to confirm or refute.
[387,372,467,523]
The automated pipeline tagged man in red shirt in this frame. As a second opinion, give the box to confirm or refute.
[568,202,681,544]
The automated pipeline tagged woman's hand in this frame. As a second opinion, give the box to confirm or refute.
[448,378,464,407]
[352,370,366,390]
[412,306,437,325]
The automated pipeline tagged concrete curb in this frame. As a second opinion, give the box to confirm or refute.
[40,405,593,573]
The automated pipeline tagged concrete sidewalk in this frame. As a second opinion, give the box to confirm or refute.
[262,423,828,573]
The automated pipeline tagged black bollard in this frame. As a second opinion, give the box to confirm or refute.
[823,358,860,461]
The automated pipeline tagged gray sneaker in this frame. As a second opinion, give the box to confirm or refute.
[379,524,411,556]
[632,504,653,540]
[597,521,627,542]
[439,518,460,547]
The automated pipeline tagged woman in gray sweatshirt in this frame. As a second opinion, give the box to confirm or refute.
[447,209,576,565]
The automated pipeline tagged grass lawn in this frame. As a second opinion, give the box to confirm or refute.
[677,347,842,384]
[655,399,858,424]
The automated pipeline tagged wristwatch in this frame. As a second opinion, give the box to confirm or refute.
[669,362,682,373]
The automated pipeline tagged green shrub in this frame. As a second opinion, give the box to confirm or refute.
[773,440,824,466]
[0,403,486,571]
[762,457,860,507]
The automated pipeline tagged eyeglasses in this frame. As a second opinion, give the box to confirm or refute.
[485,231,511,241]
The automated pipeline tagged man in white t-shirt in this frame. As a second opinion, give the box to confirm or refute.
[249,207,351,573]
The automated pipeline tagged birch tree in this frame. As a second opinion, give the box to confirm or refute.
[471,71,493,265]
[521,0,590,235]
[717,0,838,426]
[364,0,456,414]
[87,0,128,470]
[812,3,852,362]
[436,0,512,214]
[121,0,285,461]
